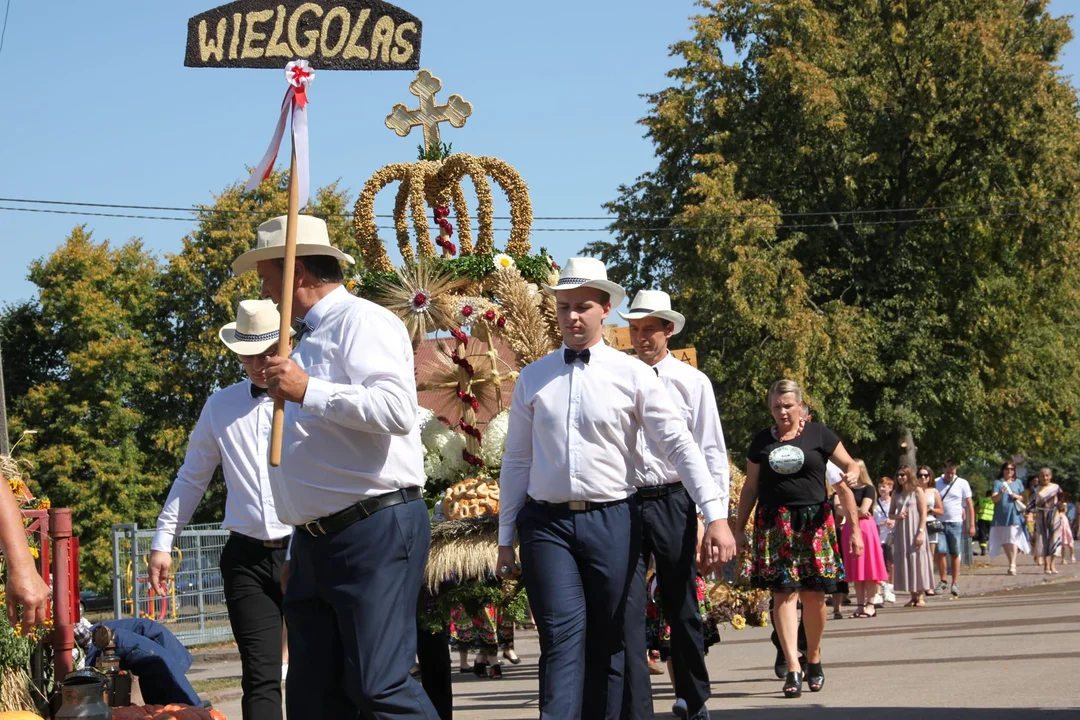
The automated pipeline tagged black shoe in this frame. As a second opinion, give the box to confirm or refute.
[807,662,824,692]
[472,661,489,677]
[783,671,803,698]
[774,650,807,679]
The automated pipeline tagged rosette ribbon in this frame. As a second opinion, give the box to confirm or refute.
[245,60,314,203]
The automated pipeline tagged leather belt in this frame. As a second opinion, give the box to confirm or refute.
[298,487,423,537]
[526,496,629,512]
[635,482,685,500]
[229,531,290,549]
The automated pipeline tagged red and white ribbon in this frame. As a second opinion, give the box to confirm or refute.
[245,60,314,203]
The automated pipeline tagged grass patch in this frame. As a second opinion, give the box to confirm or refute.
[191,676,241,694]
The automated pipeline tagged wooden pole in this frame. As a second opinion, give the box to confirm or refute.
[269,145,301,467]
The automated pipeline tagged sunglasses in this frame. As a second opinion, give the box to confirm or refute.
[917,473,930,478]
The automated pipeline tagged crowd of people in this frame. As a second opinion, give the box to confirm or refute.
[2,218,1077,719]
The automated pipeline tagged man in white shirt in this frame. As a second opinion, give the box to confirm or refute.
[496,258,735,720]
[620,290,731,720]
[237,215,437,719]
[933,462,975,597]
[148,298,293,720]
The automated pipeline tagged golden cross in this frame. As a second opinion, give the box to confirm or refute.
[385,69,473,150]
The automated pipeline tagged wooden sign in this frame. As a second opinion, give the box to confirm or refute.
[607,325,632,351]
[186,1,422,70]
[671,347,697,368]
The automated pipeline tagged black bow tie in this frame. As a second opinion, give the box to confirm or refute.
[563,347,591,365]
[250,384,269,399]
[294,317,315,342]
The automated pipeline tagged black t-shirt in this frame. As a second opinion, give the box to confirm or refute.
[747,422,841,508]
[852,484,877,507]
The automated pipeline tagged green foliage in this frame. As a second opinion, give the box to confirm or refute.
[587,0,1080,474]
[418,578,528,635]
[418,142,453,161]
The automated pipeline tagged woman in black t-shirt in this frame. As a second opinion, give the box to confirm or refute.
[734,379,863,699]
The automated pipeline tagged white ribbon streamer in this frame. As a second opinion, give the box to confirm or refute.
[245,60,313,204]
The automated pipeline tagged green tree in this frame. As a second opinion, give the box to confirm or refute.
[588,0,1080,473]
[6,228,167,586]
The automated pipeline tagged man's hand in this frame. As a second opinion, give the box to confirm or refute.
[496,546,519,580]
[967,524,976,538]
[6,563,49,628]
[848,529,865,558]
[699,520,736,573]
[148,550,172,597]
[264,356,310,404]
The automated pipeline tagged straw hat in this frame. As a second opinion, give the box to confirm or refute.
[617,290,686,335]
[541,257,625,308]
[218,299,295,355]
[231,215,355,275]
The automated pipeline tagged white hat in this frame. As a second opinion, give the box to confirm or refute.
[617,290,686,335]
[541,257,626,308]
[218,299,295,355]
[231,215,355,275]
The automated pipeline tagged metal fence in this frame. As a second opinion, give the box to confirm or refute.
[110,523,232,647]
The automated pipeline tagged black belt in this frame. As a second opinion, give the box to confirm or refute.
[229,531,290,549]
[635,482,685,500]
[298,487,423,537]
[526,496,629,512]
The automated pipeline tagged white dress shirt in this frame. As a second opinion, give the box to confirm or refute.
[498,341,724,546]
[270,285,425,526]
[152,381,291,553]
[635,352,730,511]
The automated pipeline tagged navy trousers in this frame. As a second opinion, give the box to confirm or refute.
[517,499,639,720]
[284,498,439,719]
[88,618,200,706]
[623,488,710,719]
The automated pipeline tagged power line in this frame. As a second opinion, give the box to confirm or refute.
[0,0,11,57]
[2,202,1076,233]
[0,195,1075,223]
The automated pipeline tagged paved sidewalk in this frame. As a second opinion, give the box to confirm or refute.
[195,553,1080,718]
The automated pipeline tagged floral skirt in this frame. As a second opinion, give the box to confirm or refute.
[645,575,719,661]
[748,503,845,594]
[448,604,514,651]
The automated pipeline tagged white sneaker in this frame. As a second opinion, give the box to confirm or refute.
[870,592,883,606]
[883,583,896,604]
[672,698,689,719]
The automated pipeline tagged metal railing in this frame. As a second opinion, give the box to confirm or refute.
[110,523,232,647]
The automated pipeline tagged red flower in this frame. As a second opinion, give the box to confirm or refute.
[496,316,506,328]
[413,292,427,307]
[484,309,496,321]
[461,305,474,317]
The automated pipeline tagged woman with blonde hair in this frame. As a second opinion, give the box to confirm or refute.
[890,465,934,607]
[735,379,863,698]
[841,460,888,617]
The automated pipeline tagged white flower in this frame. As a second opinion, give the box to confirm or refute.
[416,408,436,433]
[440,432,467,467]
[480,410,510,468]
[423,452,443,480]
[421,418,454,455]
[493,253,515,270]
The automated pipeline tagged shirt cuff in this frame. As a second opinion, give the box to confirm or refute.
[301,376,333,417]
[498,523,517,547]
[150,532,173,554]
[700,498,727,525]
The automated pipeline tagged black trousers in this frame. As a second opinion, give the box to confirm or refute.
[284,498,438,719]
[623,488,710,719]
[518,499,639,720]
[219,534,286,720]
[416,620,452,720]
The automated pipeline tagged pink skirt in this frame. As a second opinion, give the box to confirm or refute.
[841,516,889,582]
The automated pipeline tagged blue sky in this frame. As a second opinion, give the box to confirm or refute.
[2,0,1079,313]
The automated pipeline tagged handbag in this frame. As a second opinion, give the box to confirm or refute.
[926,519,945,534]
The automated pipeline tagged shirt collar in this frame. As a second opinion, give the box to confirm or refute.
[560,338,613,361]
[302,285,349,332]
[653,352,677,374]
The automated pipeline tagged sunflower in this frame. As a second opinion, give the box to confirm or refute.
[731,614,747,630]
